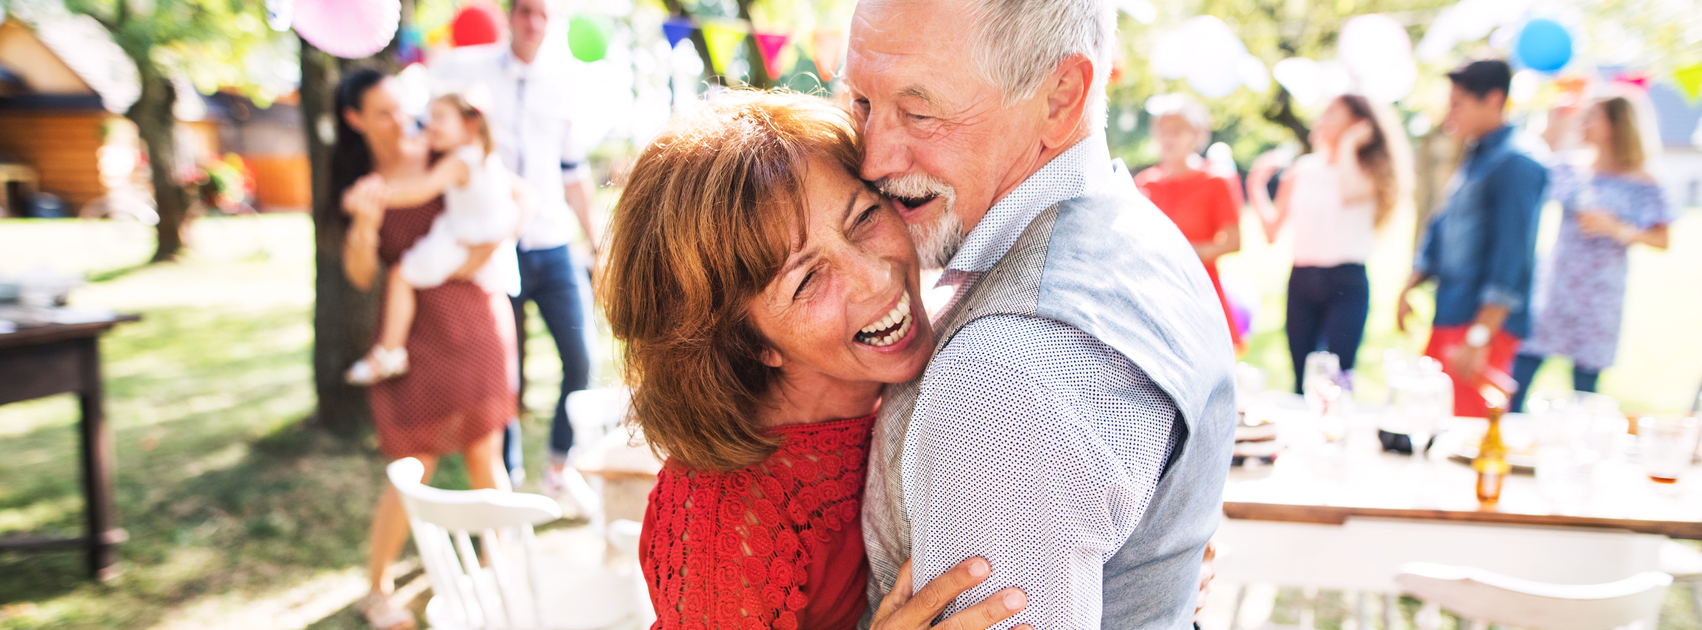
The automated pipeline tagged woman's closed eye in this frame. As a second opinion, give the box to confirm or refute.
[854,204,880,228]
[793,269,817,300]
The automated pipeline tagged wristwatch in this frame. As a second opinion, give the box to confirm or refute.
[1465,323,1492,348]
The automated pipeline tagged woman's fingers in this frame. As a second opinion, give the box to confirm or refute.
[873,557,1024,630]
[872,560,918,623]
[932,587,1027,630]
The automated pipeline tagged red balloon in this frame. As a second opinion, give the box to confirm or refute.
[450,2,506,47]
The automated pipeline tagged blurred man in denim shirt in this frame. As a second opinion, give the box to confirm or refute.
[1397,59,1549,417]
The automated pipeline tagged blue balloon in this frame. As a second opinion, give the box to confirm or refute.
[1515,19,1572,72]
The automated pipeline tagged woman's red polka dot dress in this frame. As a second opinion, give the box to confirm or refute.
[369,196,517,459]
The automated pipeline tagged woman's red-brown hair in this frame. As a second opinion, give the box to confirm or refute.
[598,91,863,471]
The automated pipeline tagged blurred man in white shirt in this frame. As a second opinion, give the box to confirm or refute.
[433,0,598,493]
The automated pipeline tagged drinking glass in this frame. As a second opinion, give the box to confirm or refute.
[1536,444,1594,512]
[1235,362,1267,415]
[1303,352,1344,437]
[1639,416,1700,486]
[1402,363,1452,457]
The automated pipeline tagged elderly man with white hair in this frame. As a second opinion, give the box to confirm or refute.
[849,0,1238,628]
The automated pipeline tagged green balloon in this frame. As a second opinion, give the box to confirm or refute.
[567,14,610,63]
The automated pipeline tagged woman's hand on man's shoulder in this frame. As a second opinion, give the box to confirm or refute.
[871,558,1030,630]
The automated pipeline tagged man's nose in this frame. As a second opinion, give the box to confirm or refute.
[859,115,909,183]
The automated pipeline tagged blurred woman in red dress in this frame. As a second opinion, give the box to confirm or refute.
[1134,94,1244,351]
[334,68,519,630]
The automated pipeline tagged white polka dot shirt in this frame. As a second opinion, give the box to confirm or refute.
[901,137,1181,630]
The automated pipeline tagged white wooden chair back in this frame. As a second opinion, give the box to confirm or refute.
[565,387,631,448]
[1395,562,1672,630]
[388,457,563,630]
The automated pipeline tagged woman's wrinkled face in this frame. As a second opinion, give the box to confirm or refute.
[749,157,934,387]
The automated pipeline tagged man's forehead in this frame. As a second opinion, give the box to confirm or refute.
[851,0,971,55]
[848,1,971,92]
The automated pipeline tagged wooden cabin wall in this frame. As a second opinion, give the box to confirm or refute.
[0,110,110,207]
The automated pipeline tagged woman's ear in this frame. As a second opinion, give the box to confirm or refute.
[342,107,365,135]
[759,347,785,369]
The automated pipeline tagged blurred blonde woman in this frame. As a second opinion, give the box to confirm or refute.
[1509,95,1673,411]
[1249,94,1411,392]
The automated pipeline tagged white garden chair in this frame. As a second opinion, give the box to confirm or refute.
[1395,562,1671,630]
[387,457,644,630]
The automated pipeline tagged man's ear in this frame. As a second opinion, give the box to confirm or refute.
[1040,53,1094,150]
[759,347,785,369]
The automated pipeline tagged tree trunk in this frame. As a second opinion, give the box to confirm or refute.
[301,42,378,437]
[301,0,409,437]
[1264,87,1313,154]
[126,64,193,262]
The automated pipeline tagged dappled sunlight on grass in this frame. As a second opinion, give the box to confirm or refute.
[0,216,577,630]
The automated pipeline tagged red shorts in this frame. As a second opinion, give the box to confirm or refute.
[1424,325,1521,418]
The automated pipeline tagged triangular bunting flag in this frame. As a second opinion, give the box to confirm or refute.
[1674,63,1702,103]
[662,17,694,49]
[701,20,748,77]
[753,32,792,80]
[811,29,845,84]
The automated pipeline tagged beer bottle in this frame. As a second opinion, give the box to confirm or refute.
[1474,405,1510,505]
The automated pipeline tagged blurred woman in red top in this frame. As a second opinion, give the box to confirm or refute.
[1134,94,1244,351]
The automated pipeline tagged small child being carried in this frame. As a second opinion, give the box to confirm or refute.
[347,90,524,385]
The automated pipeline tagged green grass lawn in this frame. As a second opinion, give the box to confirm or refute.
[0,216,586,629]
[0,206,1696,629]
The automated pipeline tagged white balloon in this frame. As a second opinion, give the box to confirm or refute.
[1318,61,1354,102]
[1339,15,1412,73]
[1180,16,1247,98]
[1239,55,1271,93]
[1359,62,1416,103]
[1151,29,1192,80]
[1273,57,1322,107]
[1340,14,1416,102]
[1188,65,1243,98]
[1117,0,1157,25]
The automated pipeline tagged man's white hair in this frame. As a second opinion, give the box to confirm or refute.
[966,0,1116,131]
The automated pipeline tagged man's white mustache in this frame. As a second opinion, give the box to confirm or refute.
[879,173,956,202]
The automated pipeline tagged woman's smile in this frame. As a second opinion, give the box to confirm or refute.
[854,291,915,349]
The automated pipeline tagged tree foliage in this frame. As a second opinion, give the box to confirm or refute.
[66,0,282,261]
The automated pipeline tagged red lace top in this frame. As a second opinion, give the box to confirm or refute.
[639,415,875,630]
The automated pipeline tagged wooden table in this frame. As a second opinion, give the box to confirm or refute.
[0,315,139,580]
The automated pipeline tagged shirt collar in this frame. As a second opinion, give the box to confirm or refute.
[1468,124,1514,161]
[502,47,532,80]
[946,135,1114,273]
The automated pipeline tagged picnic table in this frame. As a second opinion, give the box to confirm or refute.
[1213,396,1701,628]
[0,314,139,580]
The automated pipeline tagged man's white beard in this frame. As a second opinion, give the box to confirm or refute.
[880,173,962,270]
[911,209,963,271]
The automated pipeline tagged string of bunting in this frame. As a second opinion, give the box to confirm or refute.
[660,14,843,82]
